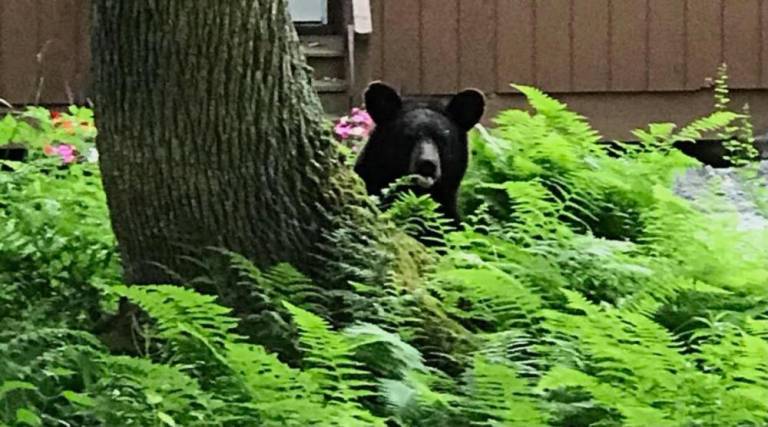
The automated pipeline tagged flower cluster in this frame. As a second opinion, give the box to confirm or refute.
[43,110,98,164]
[50,111,92,134]
[43,143,77,164]
[333,108,373,151]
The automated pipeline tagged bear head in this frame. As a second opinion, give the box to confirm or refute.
[353,82,485,215]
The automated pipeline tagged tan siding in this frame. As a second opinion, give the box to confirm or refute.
[0,1,4,98]
[458,0,496,92]
[75,0,91,102]
[369,0,384,82]
[762,0,768,87]
[534,1,573,92]
[686,0,722,90]
[1,1,41,103]
[610,0,649,91]
[572,0,610,92]
[648,0,686,91]
[369,0,768,94]
[495,0,535,92]
[381,0,421,94]
[0,0,89,105]
[39,0,80,103]
[723,0,762,88]
[2,0,768,106]
[421,0,459,93]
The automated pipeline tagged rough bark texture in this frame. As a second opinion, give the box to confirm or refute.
[91,1,347,283]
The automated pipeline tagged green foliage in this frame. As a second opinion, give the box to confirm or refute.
[538,290,765,426]
[461,357,547,426]
[712,63,760,166]
[383,190,453,244]
[3,80,768,427]
[0,106,97,156]
[0,107,117,332]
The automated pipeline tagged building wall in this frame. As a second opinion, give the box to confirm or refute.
[0,0,90,105]
[361,0,768,139]
[2,0,768,139]
[366,0,768,94]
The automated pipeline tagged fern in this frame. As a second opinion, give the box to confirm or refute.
[283,302,388,426]
[4,85,768,426]
[383,190,454,246]
[431,261,542,331]
[461,357,547,426]
[641,186,768,294]
[539,290,768,426]
[344,323,427,378]
[89,355,224,427]
[694,330,768,420]
[223,341,330,426]
[677,111,743,143]
[510,84,601,147]
[111,284,240,357]
[0,327,105,426]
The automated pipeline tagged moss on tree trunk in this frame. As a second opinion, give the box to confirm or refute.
[92,0,353,283]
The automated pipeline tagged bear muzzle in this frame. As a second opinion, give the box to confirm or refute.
[410,140,442,189]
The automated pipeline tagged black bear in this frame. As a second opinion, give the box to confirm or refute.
[353,82,485,227]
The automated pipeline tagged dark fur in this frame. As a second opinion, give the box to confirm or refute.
[354,82,485,227]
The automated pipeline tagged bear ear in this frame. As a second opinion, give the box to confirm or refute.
[364,81,402,124]
[446,89,485,131]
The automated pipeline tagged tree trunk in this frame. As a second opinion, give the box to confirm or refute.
[91,0,350,283]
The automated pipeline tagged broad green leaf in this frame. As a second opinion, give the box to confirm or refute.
[0,381,37,400]
[15,409,41,427]
[61,390,95,407]
[157,412,177,427]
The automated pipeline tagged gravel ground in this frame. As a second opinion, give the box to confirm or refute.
[674,160,768,231]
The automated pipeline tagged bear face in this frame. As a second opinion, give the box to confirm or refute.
[354,82,485,227]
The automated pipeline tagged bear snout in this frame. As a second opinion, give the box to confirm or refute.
[415,159,438,178]
[409,140,442,188]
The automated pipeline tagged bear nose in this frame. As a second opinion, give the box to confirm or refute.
[415,159,437,177]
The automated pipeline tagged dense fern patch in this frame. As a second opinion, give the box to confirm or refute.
[1,86,767,426]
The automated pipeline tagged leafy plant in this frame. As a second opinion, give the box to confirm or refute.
[2,81,768,427]
[712,63,760,166]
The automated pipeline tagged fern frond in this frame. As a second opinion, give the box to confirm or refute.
[91,355,223,427]
[111,285,240,351]
[462,357,547,426]
[344,323,426,378]
[676,111,743,142]
[433,264,542,331]
[224,341,328,426]
[693,331,768,421]
[511,84,601,146]
[283,302,387,426]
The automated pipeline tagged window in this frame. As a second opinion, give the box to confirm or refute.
[288,0,328,24]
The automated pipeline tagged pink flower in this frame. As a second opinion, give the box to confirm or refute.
[350,110,373,127]
[43,143,77,164]
[332,107,374,142]
[348,126,366,138]
[56,144,77,164]
[334,122,352,140]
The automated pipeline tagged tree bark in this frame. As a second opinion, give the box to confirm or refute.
[92,0,350,283]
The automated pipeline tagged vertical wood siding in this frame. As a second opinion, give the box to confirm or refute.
[723,0,762,87]
[381,0,421,94]
[0,0,90,105]
[1,0,767,104]
[572,0,609,92]
[420,0,459,93]
[371,0,768,94]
